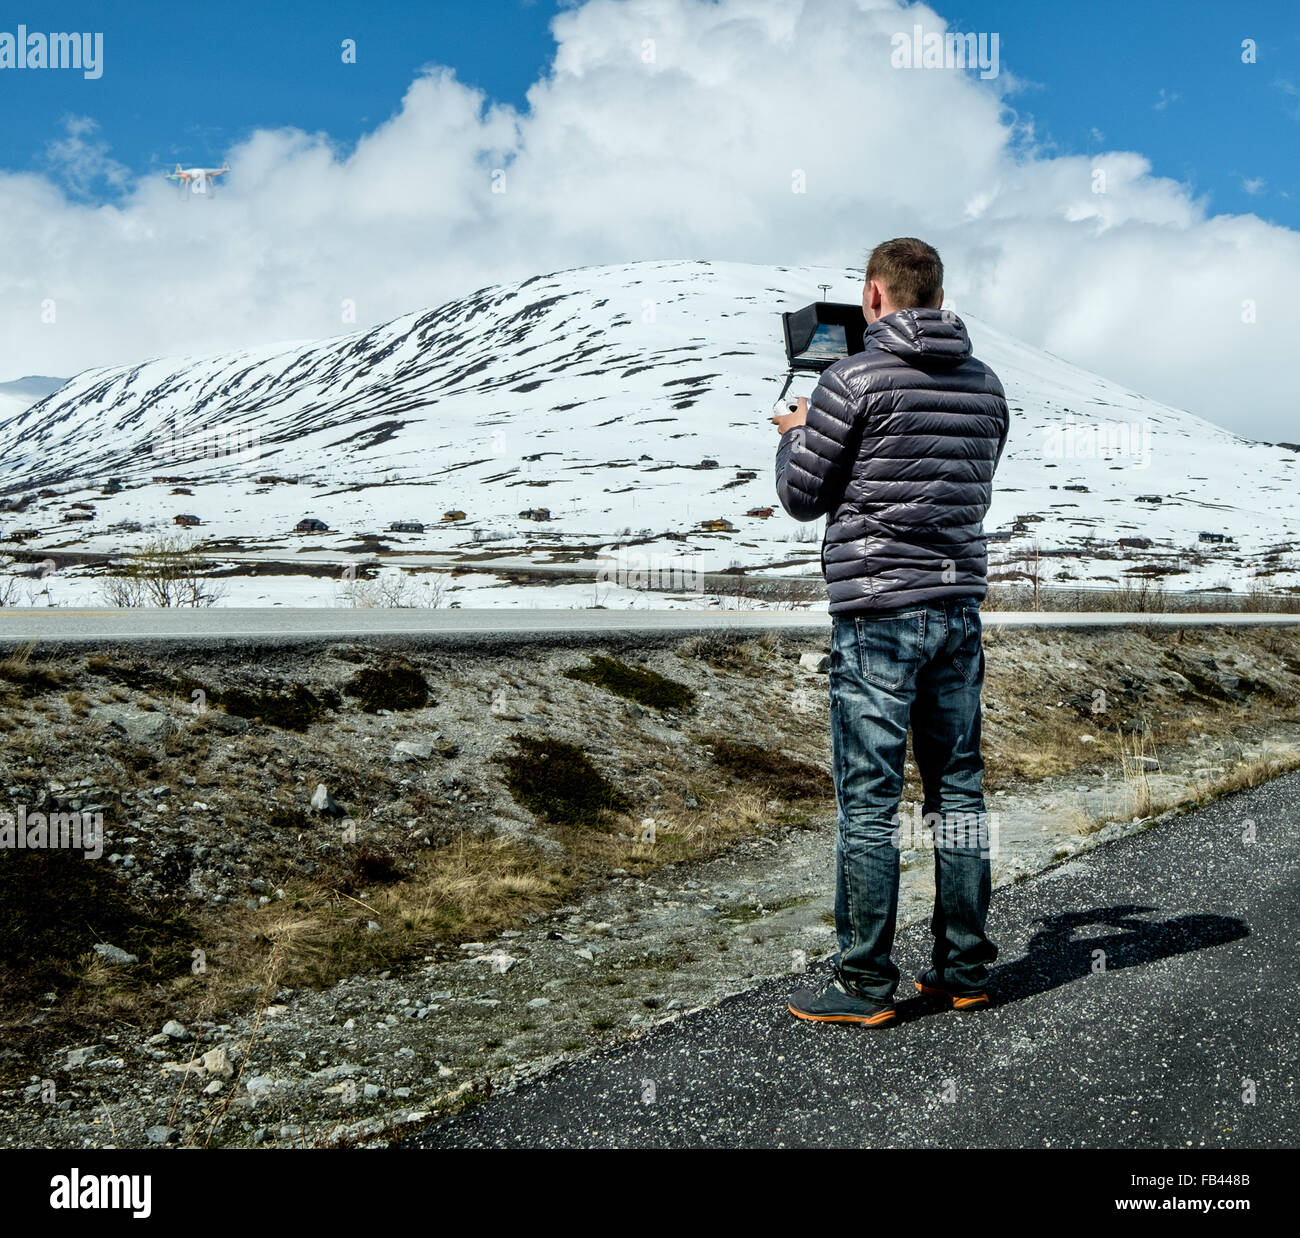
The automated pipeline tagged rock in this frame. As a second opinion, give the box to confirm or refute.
[144,1125,172,1144]
[206,710,250,735]
[201,1047,233,1079]
[66,1045,104,1069]
[527,997,552,1009]
[202,1080,224,1095]
[392,740,433,761]
[92,943,139,966]
[799,652,830,673]
[93,706,177,746]
[310,783,346,817]
[472,951,518,973]
[161,1019,192,1041]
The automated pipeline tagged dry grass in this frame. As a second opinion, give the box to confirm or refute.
[196,834,575,1003]
[1110,726,1157,818]
[1187,749,1300,801]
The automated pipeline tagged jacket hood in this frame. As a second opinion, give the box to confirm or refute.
[866,308,971,368]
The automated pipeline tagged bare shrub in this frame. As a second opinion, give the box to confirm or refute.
[101,534,226,607]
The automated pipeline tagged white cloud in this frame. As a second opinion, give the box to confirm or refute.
[0,0,1296,441]
[43,114,130,195]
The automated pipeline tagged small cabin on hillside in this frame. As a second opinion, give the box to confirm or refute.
[294,517,330,533]
[700,517,735,533]
[174,513,201,527]
[388,520,425,534]
[442,510,466,523]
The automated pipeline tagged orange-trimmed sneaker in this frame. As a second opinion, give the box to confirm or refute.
[914,968,991,1010]
[788,972,897,1026]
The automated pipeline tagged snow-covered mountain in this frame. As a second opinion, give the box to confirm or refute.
[0,375,67,424]
[1,260,1297,605]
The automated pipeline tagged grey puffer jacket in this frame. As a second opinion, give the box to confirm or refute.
[775,308,1009,614]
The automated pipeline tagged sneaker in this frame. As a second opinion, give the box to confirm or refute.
[914,968,991,1010]
[788,971,896,1026]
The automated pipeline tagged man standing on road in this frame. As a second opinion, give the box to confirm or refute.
[773,238,1010,1026]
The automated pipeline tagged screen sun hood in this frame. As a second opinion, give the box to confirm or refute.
[780,301,866,373]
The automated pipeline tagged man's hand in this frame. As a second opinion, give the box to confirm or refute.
[771,395,808,435]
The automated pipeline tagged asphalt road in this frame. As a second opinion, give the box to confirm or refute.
[405,770,1300,1149]
[0,606,1297,650]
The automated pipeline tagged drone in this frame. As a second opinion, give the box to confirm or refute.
[164,162,229,198]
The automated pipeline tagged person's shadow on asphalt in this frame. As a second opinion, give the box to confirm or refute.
[894,904,1250,1024]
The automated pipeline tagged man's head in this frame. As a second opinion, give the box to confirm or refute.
[862,237,944,323]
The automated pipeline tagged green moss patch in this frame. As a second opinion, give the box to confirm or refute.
[0,849,196,1004]
[219,683,326,731]
[710,739,833,800]
[344,659,431,712]
[497,734,633,826]
[564,654,695,711]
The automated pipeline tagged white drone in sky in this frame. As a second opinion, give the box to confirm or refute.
[164,162,229,198]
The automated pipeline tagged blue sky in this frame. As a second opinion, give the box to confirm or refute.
[4,0,1297,228]
[2,0,1298,439]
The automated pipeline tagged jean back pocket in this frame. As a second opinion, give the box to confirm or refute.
[854,610,926,690]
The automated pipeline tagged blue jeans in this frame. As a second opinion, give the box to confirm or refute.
[829,596,998,1003]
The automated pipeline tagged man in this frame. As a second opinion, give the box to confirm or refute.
[773,237,1010,1026]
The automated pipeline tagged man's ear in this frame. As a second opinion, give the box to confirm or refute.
[935,286,945,309]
